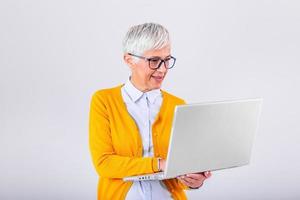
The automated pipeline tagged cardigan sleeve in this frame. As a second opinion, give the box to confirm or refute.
[89,92,159,179]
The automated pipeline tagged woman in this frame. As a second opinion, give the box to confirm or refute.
[89,22,211,200]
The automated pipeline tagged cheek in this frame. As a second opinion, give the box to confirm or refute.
[141,69,153,79]
[136,68,152,81]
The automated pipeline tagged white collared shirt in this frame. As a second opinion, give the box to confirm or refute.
[121,78,173,200]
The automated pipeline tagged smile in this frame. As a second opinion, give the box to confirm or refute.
[151,76,164,81]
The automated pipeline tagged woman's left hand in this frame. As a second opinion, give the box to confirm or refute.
[177,171,212,189]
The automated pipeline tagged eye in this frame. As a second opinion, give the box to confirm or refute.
[149,58,161,64]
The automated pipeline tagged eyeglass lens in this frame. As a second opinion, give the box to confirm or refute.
[149,57,175,69]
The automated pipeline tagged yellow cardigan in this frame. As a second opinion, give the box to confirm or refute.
[89,84,188,200]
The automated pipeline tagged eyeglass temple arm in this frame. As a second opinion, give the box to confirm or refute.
[128,53,149,60]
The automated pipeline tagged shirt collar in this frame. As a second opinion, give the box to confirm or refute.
[145,88,161,104]
[123,77,161,104]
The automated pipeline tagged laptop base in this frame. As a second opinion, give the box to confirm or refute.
[123,172,168,182]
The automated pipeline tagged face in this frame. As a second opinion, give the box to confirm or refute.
[124,45,171,92]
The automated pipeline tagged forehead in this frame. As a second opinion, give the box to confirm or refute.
[142,46,171,57]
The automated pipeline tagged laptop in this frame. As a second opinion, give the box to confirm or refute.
[123,98,263,182]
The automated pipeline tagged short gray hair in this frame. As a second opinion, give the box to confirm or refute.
[122,23,170,55]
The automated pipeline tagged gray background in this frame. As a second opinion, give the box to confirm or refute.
[1,0,299,199]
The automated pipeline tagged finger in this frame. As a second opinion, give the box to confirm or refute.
[178,177,193,187]
[179,176,205,188]
[179,176,194,185]
[183,175,205,185]
[204,171,212,178]
[186,173,206,180]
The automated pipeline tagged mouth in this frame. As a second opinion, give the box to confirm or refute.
[151,75,164,82]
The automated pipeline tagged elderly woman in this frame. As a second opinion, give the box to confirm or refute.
[89,23,211,200]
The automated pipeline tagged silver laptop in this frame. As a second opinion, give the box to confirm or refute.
[123,98,263,182]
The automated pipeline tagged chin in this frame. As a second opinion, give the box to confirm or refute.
[151,83,162,90]
[150,78,164,89]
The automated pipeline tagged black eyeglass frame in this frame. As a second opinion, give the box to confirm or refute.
[128,53,176,70]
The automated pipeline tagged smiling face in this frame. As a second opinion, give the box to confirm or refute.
[124,45,171,92]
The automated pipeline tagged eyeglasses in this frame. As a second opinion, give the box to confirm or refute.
[128,53,176,70]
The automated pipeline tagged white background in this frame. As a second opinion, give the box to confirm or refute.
[1,0,299,199]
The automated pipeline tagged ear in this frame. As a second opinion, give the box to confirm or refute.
[123,53,136,70]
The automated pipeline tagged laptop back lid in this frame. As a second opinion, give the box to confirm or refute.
[164,98,262,179]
